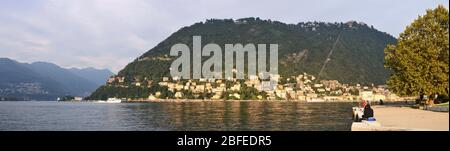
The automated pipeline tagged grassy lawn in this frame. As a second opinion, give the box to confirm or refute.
[434,102,449,107]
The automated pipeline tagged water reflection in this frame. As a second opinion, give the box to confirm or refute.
[0,101,355,131]
[121,101,355,131]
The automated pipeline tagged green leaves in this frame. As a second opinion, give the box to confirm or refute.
[385,5,449,96]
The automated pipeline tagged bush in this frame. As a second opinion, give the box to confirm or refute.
[435,95,449,104]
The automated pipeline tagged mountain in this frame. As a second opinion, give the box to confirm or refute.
[24,62,99,97]
[0,58,112,100]
[0,58,66,100]
[88,18,397,100]
[69,67,113,86]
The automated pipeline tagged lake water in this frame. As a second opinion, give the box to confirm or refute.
[0,101,355,131]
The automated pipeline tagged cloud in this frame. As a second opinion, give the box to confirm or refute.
[0,0,448,73]
[0,0,175,72]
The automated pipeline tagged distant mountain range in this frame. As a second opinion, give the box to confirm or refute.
[0,58,113,100]
[68,67,114,86]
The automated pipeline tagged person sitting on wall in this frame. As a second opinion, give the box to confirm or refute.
[354,100,371,122]
[362,104,375,121]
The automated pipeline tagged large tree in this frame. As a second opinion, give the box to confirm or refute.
[384,5,449,96]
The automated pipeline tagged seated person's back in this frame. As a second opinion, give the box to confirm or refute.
[362,104,374,119]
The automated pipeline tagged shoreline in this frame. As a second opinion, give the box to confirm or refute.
[107,99,413,103]
[3,99,415,104]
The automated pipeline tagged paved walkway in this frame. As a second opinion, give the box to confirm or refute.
[373,106,449,131]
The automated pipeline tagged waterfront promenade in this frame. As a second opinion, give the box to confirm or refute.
[352,106,449,131]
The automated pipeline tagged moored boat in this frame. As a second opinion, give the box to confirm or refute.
[307,98,325,102]
[96,98,122,103]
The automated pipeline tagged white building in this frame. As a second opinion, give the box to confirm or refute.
[74,97,83,101]
[359,91,374,101]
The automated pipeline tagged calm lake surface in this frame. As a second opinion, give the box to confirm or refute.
[0,101,355,131]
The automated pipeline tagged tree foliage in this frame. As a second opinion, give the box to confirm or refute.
[384,5,449,96]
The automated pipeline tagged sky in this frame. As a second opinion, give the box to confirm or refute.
[0,0,448,73]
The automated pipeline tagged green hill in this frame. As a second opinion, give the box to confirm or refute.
[88,18,396,100]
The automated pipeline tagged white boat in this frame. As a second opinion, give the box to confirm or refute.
[97,98,122,103]
[307,98,325,102]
